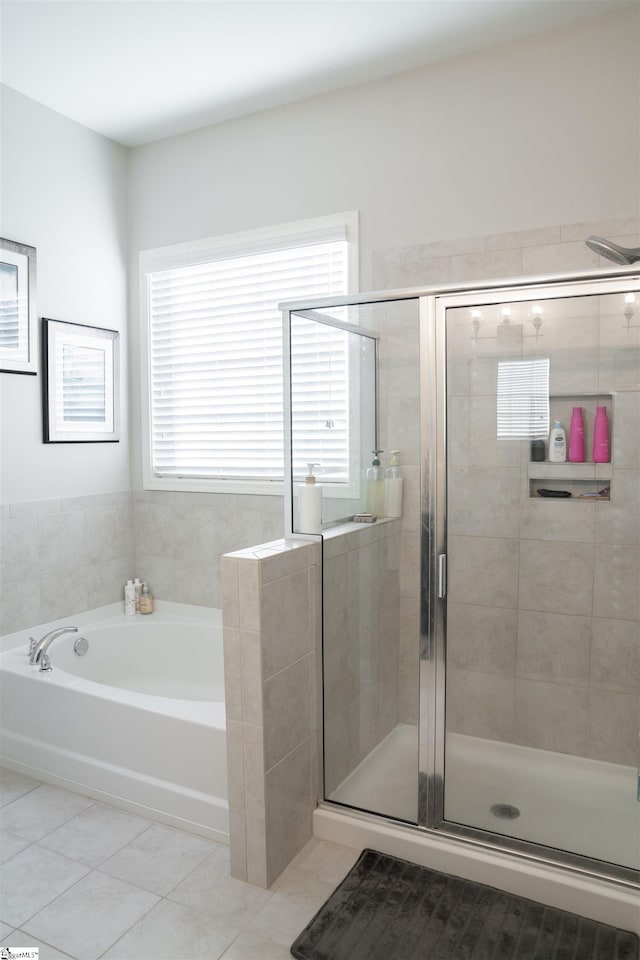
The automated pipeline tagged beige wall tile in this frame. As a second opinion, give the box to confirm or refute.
[261,569,311,678]
[264,741,313,886]
[448,536,519,609]
[243,724,265,817]
[263,657,312,771]
[240,630,263,726]
[519,499,595,544]
[591,618,640,693]
[587,689,640,766]
[237,559,261,632]
[593,544,640,621]
[223,627,243,722]
[516,611,591,683]
[447,603,517,676]
[227,809,247,882]
[220,557,239,629]
[225,720,245,811]
[515,679,588,755]
[596,470,640,546]
[1,517,39,584]
[448,468,521,539]
[446,669,515,741]
[518,540,594,616]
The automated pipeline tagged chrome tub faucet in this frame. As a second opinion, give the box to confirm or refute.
[29,626,78,670]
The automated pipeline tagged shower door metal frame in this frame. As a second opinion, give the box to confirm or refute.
[282,267,640,891]
[423,272,640,889]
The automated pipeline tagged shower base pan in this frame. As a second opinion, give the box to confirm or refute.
[329,726,639,871]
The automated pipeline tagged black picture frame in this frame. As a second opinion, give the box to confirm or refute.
[0,237,38,374]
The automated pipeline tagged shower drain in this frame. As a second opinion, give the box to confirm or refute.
[490,803,521,820]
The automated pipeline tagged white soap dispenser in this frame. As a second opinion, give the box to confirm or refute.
[384,450,403,518]
[366,450,385,517]
[297,462,322,534]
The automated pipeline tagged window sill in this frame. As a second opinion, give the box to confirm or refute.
[143,476,285,496]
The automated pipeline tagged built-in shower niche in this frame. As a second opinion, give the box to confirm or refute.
[528,392,614,500]
[288,308,378,532]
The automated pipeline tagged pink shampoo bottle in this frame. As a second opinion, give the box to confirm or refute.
[568,406,585,463]
[592,406,610,463]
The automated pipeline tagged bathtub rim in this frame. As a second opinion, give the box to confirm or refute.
[0,600,225,727]
[1,599,222,653]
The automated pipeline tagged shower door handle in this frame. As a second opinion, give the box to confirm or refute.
[437,554,447,600]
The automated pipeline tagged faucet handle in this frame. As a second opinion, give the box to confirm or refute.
[39,654,52,673]
[28,637,37,658]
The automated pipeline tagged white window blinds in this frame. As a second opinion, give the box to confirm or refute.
[496,358,550,438]
[146,237,350,483]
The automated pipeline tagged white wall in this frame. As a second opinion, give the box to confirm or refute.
[127,8,639,487]
[0,86,129,504]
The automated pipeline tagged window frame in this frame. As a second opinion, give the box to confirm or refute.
[139,212,359,495]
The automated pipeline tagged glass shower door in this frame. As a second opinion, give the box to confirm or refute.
[440,278,640,873]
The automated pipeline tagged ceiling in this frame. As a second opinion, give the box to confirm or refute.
[0,0,632,147]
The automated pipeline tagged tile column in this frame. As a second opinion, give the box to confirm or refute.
[221,538,321,887]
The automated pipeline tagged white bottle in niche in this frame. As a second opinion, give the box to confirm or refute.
[384,450,403,518]
[124,579,136,616]
[297,462,322,534]
[548,421,567,463]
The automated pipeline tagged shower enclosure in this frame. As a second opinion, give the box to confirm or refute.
[283,269,640,887]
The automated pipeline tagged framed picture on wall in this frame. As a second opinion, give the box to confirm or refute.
[0,237,38,374]
[42,318,120,442]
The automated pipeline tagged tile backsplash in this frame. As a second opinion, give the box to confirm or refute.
[0,489,284,634]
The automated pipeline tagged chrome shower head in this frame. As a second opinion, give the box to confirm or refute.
[585,235,640,265]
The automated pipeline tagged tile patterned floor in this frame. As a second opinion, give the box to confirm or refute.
[0,768,360,959]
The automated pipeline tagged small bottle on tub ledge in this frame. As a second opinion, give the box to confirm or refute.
[139,582,154,614]
[124,579,136,616]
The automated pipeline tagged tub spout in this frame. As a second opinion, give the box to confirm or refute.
[29,626,78,666]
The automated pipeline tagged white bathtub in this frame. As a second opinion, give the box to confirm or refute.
[0,602,228,842]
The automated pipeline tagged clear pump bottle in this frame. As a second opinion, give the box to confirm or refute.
[366,450,385,517]
[384,450,403,518]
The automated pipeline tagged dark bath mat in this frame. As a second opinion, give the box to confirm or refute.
[290,849,639,960]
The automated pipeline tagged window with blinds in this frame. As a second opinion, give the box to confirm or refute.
[142,215,356,491]
[496,358,550,438]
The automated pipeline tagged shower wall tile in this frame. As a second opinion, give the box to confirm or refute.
[598,313,640,394]
[516,611,591,684]
[448,468,520,539]
[374,215,639,766]
[223,627,243,723]
[446,669,515,742]
[593,544,640,621]
[486,225,561,251]
[596,470,640,546]
[264,739,313,886]
[448,536,519,609]
[519,498,596,543]
[522,240,600,276]
[261,568,310,679]
[586,690,640,766]
[263,656,312,770]
[515,679,588,755]
[447,603,517,676]
[518,540,594,617]
[591,618,640,694]
[561,216,640,243]
[611,392,640,469]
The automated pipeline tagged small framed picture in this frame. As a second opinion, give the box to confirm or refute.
[0,237,38,374]
[42,318,120,442]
